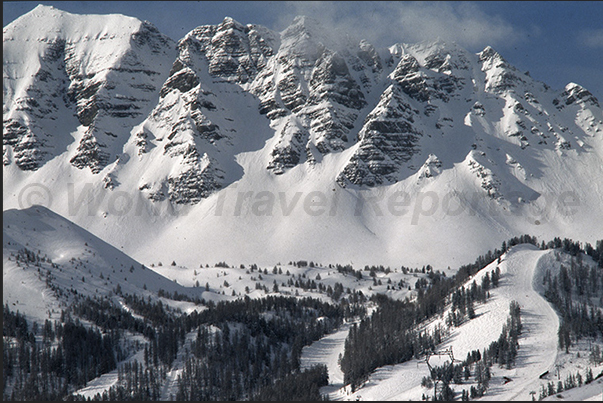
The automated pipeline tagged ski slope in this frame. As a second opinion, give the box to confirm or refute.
[300,245,570,401]
[300,322,353,387]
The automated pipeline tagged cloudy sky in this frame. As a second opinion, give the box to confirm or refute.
[4,1,603,98]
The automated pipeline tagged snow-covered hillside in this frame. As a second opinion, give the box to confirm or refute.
[300,245,603,401]
[2,205,198,324]
[5,207,601,400]
[2,203,427,329]
[3,5,603,271]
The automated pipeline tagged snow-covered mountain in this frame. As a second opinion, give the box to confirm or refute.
[4,7,603,401]
[3,205,199,322]
[4,4,603,271]
[3,5,177,173]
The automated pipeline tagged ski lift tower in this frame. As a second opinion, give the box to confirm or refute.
[424,347,462,401]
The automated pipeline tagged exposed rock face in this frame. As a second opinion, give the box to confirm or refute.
[390,53,463,103]
[335,40,478,187]
[337,84,422,187]
[466,151,501,199]
[3,120,45,170]
[554,83,600,109]
[417,154,442,180]
[243,16,377,173]
[4,7,603,208]
[69,128,110,173]
[478,46,532,95]
[3,5,177,173]
[190,17,277,84]
[3,37,71,170]
[165,145,224,204]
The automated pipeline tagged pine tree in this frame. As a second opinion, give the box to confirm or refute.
[585,367,593,384]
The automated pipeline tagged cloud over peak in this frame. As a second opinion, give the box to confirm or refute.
[278,1,525,51]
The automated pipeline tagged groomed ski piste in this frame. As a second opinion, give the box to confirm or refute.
[300,244,603,401]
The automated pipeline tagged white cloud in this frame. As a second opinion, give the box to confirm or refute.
[579,28,603,49]
[276,1,525,51]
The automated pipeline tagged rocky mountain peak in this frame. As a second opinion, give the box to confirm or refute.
[3,6,603,217]
[3,6,177,172]
[477,45,532,94]
[556,83,600,109]
[416,40,472,73]
[280,15,340,60]
[478,45,501,62]
[287,15,324,35]
[182,16,276,85]
[3,6,603,276]
[391,54,421,81]
[219,16,245,30]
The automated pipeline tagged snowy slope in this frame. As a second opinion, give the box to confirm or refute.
[300,245,601,401]
[3,202,430,400]
[542,377,603,401]
[2,205,195,324]
[301,322,354,386]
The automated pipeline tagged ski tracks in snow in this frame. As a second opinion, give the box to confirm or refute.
[483,245,560,401]
[300,321,353,387]
[300,245,562,401]
[159,329,198,400]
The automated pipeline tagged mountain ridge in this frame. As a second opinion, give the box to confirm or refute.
[3,5,603,270]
